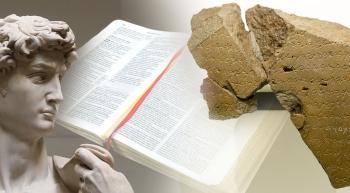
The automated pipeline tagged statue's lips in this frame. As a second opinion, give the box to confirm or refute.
[41,111,56,121]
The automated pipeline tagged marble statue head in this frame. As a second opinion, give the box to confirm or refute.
[0,14,77,140]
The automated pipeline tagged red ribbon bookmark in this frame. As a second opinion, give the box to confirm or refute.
[104,48,184,150]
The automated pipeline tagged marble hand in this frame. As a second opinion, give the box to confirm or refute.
[74,146,134,193]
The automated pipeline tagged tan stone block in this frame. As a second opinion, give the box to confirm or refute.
[247,5,350,188]
[188,3,266,119]
[188,3,267,100]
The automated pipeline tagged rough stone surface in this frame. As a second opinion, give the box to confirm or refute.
[246,5,350,188]
[188,3,267,117]
[201,78,257,119]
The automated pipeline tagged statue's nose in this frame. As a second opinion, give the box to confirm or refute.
[45,75,64,105]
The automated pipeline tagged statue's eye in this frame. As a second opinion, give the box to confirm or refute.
[28,72,50,83]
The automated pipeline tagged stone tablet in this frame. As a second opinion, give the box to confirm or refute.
[246,5,350,188]
[188,3,267,119]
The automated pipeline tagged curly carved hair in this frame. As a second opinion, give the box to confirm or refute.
[0,14,77,76]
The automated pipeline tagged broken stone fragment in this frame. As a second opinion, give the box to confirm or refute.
[247,5,350,188]
[201,78,257,119]
[188,3,267,118]
[290,113,305,130]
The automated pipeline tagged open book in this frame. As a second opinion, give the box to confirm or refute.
[57,20,289,193]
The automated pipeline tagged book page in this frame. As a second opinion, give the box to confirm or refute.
[113,50,259,184]
[58,20,187,138]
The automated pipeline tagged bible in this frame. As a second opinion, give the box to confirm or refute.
[57,20,288,193]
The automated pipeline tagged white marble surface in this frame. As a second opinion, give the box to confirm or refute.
[338,188,350,193]
[246,119,335,193]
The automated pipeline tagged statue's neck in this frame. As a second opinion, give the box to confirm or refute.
[0,127,50,193]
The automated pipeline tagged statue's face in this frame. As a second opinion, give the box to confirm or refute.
[0,50,67,140]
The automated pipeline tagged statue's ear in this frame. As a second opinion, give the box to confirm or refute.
[0,56,16,77]
[0,74,10,98]
[0,89,7,97]
[0,60,17,96]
